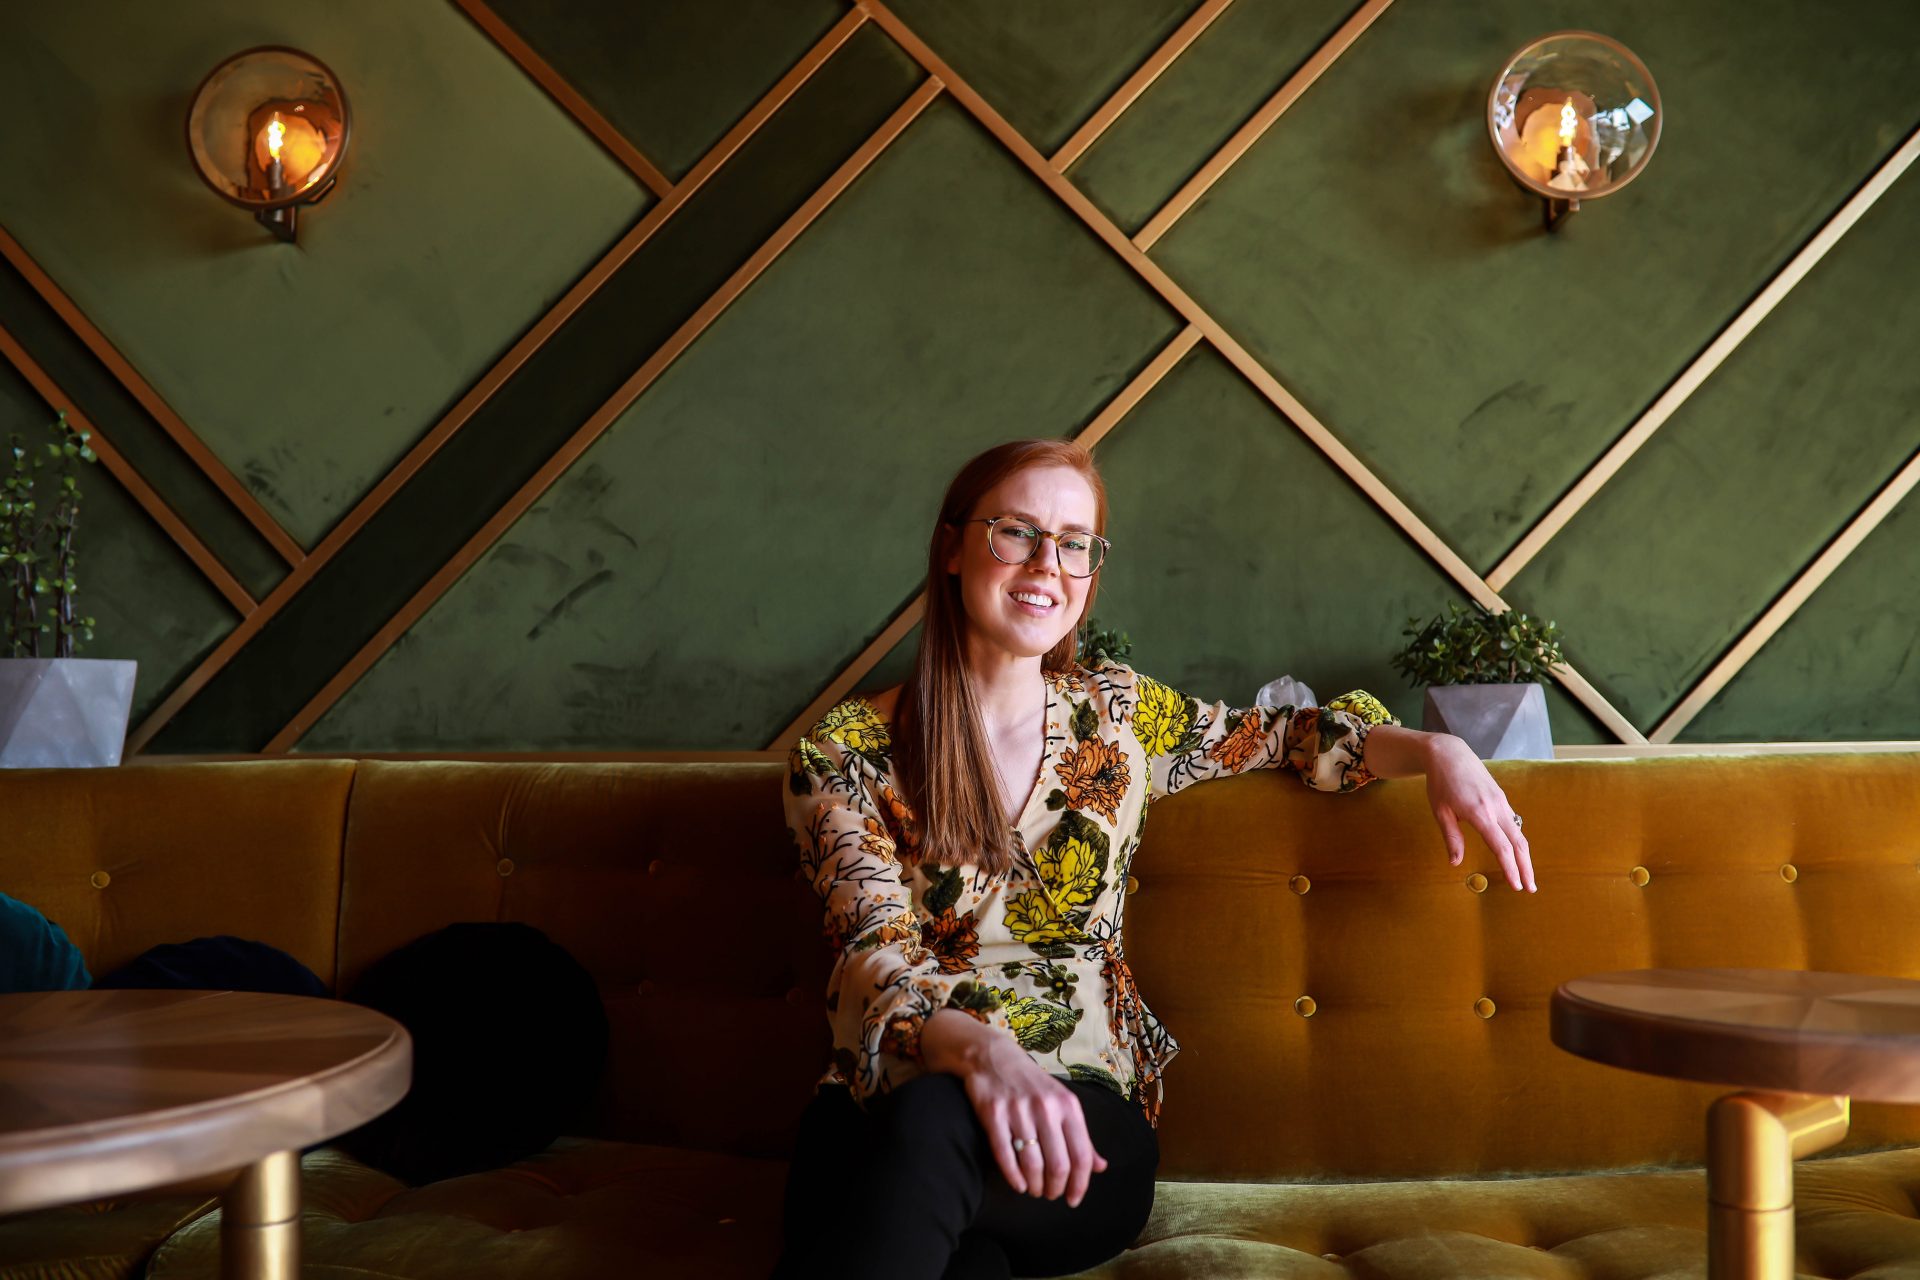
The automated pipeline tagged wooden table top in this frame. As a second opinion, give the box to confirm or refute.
[1551,968,1920,1102]
[0,989,411,1215]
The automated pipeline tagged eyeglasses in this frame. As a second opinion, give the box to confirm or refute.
[957,516,1109,578]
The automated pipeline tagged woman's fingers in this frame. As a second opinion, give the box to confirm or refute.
[1037,1104,1073,1200]
[986,1099,1026,1193]
[1061,1098,1104,1208]
[1014,1099,1046,1194]
[1480,810,1524,892]
[1502,812,1537,892]
[1435,805,1466,866]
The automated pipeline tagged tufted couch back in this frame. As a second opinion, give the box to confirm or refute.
[6,753,1919,1183]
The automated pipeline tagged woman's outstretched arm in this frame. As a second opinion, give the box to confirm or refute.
[1348,724,1537,893]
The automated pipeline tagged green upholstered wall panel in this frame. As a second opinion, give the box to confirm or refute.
[150,24,927,753]
[0,0,646,547]
[0,365,233,725]
[484,0,846,179]
[884,0,1197,154]
[302,100,1179,750]
[1505,167,1920,735]
[1150,0,1920,575]
[1068,0,1356,233]
[0,260,286,601]
[1087,345,1611,743]
[1683,487,1920,742]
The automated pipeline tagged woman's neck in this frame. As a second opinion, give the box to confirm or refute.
[963,639,1047,737]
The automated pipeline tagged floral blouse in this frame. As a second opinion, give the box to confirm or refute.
[783,661,1399,1129]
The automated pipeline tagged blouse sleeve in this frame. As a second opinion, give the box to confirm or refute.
[785,723,1011,1105]
[1116,664,1401,802]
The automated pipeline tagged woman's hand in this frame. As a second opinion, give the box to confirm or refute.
[922,1009,1107,1205]
[1425,733,1536,892]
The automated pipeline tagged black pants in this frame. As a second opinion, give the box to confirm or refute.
[771,1072,1159,1279]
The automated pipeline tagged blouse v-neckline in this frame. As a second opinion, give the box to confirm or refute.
[1008,673,1061,832]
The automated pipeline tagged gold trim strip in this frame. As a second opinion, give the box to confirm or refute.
[769,322,1205,748]
[0,226,306,566]
[773,593,929,749]
[259,79,946,754]
[1131,0,1393,251]
[452,0,676,197]
[1049,0,1236,171]
[1489,124,1920,592]
[1649,444,1920,744]
[124,13,869,757]
[861,0,1643,743]
[0,324,256,616]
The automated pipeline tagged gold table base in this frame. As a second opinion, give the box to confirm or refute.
[221,1149,301,1280]
[1707,1092,1850,1280]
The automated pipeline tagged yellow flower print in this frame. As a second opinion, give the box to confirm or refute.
[1327,689,1398,726]
[1032,814,1107,920]
[1131,675,1194,758]
[812,699,890,761]
[1005,890,1073,944]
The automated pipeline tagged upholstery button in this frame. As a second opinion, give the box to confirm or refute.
[1629,866,1651,887]
[1466,872,1488,894]
[649,859,664,876]
[784,986,807,1007]
[637,980,657,997]
[89,870,110,889]
[1780,863,1798,883]
[496,858,515,877]
[1125,875,1140,895]
[1289,875,1311,895]
[1475,997,1497,1019]
[1294,996,1317,1018]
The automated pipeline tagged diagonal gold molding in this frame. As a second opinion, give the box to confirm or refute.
[860,0,1644,744]
[0,323,256,615]
[1131,0,1393,251]
[262,78,947,753]
[1650,443,1920,744]
[768,323,1205,748]
[0,227,306,567]
[125,9,871,757]
[1049,0,1236,172]
[1490,124,1920,593]
[452,0,676,198]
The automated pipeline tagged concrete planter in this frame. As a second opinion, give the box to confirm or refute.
[0,659,138,767]
[1421,682,1553,760]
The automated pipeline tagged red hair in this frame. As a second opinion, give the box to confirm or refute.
[893,439,1108,875]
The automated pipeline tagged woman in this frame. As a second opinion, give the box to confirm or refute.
[774,439,1536,1279]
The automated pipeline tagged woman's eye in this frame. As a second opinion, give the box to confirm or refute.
[1061,536,1092,553]
[1005,526,1038,540]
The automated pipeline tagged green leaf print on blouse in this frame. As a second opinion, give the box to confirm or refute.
[923,864,965,917]
[1071,698,1099,743]
[995,993,1083,1054]
[1068,1062,1124,1092]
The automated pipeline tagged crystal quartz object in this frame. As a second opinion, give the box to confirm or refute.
[0,660,138,767]
[1255,675,1317,710]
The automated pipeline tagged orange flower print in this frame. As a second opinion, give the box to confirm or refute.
[861,816,898,864]
[1207,709,1266,773]
[1053,736,1126,822]
[923,907,982,974]
[879,783,921,850]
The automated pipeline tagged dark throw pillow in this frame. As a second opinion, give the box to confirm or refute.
[335,921,609,1185]
[91,935,328,997]
[0,891,89,993]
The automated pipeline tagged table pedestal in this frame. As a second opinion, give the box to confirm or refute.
[221,1149,301,1280]
[1707,1092,1849,1280]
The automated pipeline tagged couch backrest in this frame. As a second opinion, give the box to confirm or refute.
[0,761,354,986]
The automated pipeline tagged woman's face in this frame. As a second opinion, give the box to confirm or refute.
[944,463,1099,665]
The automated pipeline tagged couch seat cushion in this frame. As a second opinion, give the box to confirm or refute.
[0,1190,216,1280]
[142,1141,1920,1280]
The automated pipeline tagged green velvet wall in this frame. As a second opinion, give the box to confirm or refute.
[0,0,1913,753]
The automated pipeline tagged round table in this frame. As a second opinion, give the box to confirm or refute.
[0,989,411,1279]
[1552,968,1920,1280]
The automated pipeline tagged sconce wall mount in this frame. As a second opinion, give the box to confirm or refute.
[1488,31,1660,232]
[187,46,350,244]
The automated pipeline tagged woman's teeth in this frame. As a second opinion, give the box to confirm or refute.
[1011,592,1054,609]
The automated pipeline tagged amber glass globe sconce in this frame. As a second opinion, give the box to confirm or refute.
[1488,31,1660,232]
[186,47,350,244]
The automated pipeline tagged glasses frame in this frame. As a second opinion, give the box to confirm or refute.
[956,516,1110,578]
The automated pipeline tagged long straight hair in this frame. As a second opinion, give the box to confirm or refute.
[893,440,1108,875]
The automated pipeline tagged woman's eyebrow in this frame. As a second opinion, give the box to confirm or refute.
[1008,508,1093,532]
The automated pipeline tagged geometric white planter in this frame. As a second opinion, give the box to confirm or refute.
[1421,682,1554,761]
[0,658,138,767]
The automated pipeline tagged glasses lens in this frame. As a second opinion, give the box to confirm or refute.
[988,519,1040,565]
[1058,532,1099,577]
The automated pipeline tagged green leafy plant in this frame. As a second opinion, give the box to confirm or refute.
[1390,602,1564,687]
[1077,615,1131,668]
[1,411,99,659]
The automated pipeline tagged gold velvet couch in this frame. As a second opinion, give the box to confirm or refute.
[3,751,1920,1279]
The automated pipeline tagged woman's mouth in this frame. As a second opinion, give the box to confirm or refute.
[1009,589,1057,617]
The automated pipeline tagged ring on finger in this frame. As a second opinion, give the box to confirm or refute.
[1012,1136,1035,1153]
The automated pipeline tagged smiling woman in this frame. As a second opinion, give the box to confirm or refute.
[771,438,1532,1280]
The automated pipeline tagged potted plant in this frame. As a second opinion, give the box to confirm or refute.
[0,411,136,767]
[1390,602,1565,760]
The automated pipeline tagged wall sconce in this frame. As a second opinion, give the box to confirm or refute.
[1488,31,1660,232]
[186,47,350,244]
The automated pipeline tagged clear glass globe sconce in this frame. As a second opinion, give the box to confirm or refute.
[1488,31,1660,232]
[186,47,350,244]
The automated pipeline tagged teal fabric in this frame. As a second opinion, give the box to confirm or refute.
[0,890,90,992]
